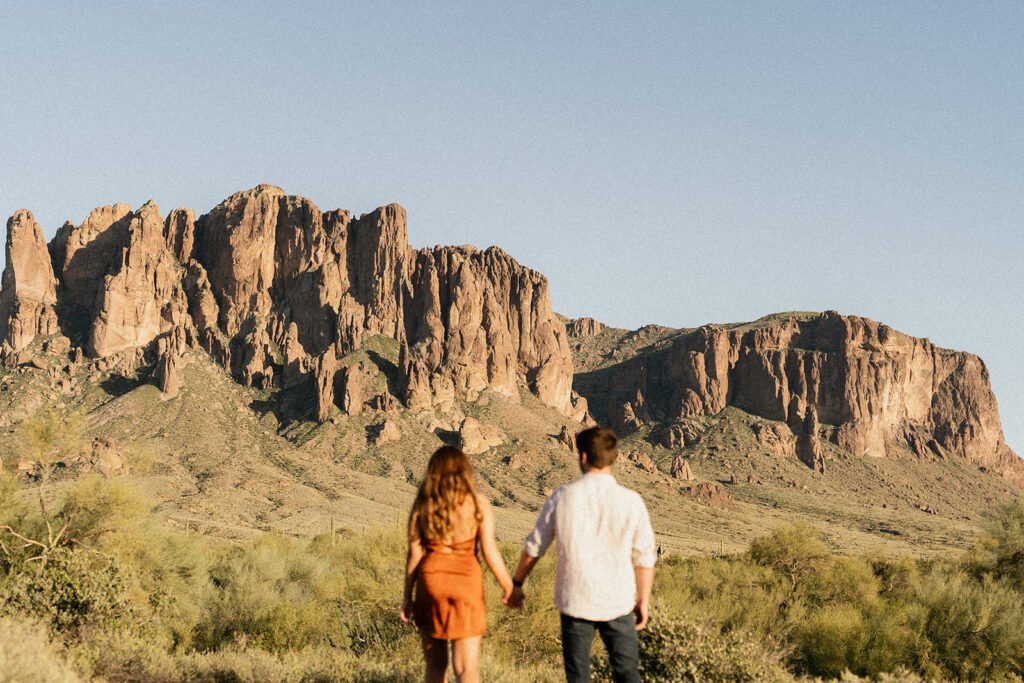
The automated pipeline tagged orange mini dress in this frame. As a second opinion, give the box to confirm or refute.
[413,535,487,640]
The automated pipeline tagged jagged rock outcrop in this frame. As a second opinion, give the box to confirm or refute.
[156,331,185,400]
[659,420,705,450]
[314,348,337,422]
[336,361,377,417]
[566,317,606,337]
[584,311,1024,485]
[0,211,59,351]
[49,203,133,328]
[555,425,575,452]
[670,456,694,481]
[793,405,826,473]
[458,417,505,455]
[627,450,658,474]
[402,245,573,414]
[753,422,796,458]
[369,418,401,445]
[3,185,575,422]
[90,201,188,357]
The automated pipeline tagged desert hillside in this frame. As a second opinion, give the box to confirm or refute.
[0,186,1021,557]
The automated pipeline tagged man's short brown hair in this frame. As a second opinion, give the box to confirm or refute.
[575,426,619,468]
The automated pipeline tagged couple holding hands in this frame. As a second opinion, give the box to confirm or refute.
[400,427,657,683]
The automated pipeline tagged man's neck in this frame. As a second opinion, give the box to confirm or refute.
[583,466,613,476]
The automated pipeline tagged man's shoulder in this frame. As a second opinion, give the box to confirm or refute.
[611,480,648,508]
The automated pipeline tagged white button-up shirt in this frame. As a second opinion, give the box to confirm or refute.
[524,471,657,621]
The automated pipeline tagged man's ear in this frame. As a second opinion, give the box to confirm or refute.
[579,451,588,466]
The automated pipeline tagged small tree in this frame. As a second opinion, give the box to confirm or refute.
[0,412,84,567]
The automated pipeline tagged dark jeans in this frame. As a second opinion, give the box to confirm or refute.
[560,611,640,683]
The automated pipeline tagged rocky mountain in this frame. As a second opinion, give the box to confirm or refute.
[1,185,579,422]
[571,311,1024,486]
[1,186,1020,494]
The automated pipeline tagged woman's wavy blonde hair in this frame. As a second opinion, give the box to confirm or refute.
[410,446,482,542]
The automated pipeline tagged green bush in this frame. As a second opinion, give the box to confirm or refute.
[0,548,133,636]
[593,611,792,682]
[911,567,1024,681]
[6,467,1024,682]
[0,616,81,682]
[974,495,1024,590]
[749,522,830,584]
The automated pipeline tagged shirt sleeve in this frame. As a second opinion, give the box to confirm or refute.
[523,493,557,558]
[631,495,657,568]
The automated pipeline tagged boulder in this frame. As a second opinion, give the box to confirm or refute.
[684,481,735,509]
[458,417,505,455]
[43,336,72,356]
[369,418,401,445]
[627,450,657,474]
[670,456,694,481]
[753,422,796,458]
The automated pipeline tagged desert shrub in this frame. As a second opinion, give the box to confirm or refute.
[593,611,792,682]
[76,628,422,683]
[871,555,921,602]
[656,554,789,640]
[801,555,878,609]
[193,534,336,651]
[794,604,873,678]
[749,523,830,584]
[0,616,81,682]
[973,495,1024,590]
[0,547,133,636]
[910,566,1024,681]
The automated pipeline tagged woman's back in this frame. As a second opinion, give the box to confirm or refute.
[421,494,480,548]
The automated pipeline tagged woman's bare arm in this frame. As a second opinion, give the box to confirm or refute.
[400,514,424,622]
[476,494,514,599]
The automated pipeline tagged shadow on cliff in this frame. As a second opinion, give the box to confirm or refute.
[99,366,154,398]
[50,212,134,349]
[365,349,400,397]
[249,375,317,432]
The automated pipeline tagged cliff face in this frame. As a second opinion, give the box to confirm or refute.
[1,185,576,419]
[0,210,59,352]
[584,311,1023,485]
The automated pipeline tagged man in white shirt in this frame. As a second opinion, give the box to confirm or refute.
[509,426,656,683]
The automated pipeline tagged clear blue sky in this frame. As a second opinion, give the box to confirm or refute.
[2,2,1021,451]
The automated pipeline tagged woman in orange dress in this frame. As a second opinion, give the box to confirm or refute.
[400,446,515,683]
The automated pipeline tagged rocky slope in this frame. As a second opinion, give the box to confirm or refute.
[1,188,1020,490]
[1,185,578,421]
[571,311,1024,486]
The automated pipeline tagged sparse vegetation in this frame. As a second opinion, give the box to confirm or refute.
[2,469,1023,681]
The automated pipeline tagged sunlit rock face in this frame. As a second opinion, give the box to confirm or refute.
[2,185,575,419]
[593,311,1023,486]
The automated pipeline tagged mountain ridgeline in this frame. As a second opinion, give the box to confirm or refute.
[1,185,1020,487]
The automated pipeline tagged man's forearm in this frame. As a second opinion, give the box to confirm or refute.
[635,566,653,605]
[513,550,540,583]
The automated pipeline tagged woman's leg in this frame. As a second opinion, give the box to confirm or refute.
[420,632,449,683]
[450,635,482,683]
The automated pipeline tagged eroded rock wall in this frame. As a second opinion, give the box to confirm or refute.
[2,185,574,419]
[590,311,1023,485]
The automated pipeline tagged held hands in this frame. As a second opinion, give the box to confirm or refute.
[633,601,649,631]
[503,585,525,609]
